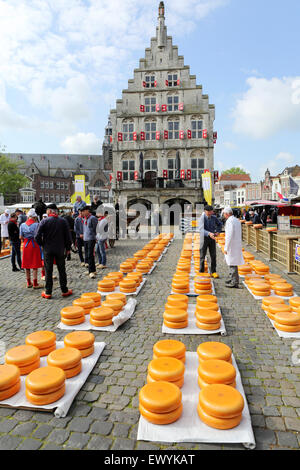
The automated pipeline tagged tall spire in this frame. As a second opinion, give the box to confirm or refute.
[157,1,167,48]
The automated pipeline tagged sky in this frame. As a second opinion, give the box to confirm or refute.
[0,0,300,182]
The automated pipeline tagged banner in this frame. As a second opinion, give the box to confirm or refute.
[201,171,212,206]
[70,175,90,204]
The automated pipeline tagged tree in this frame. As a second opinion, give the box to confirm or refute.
[0,153,28,197]
[222,167,247,175]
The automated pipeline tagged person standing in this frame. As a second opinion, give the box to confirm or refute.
[199,205,222,279]
[74,209,87,267]
[223,207,244,288]
[20,209,43,288]
[96,211,109,269]
[8,213,22,272]
[32,198,47,221]
[81,206,98,279]
[73,196,86,218]
[91,195,102,216]
[0,209,10,253]
[15,209,27,226]
[35,203,72,299]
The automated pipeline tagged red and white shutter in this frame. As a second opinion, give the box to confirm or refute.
[156,131,160,140]
[133,132,137,141]
[164,130,168,140]
[180,170,186,179]
[179,131,185,140]
[165,80,169,87]
[117,171,123,181]
[140,105,145,112]
[187,129,192,139]
[163,170,168,179]
[179,103,184,111]
[203,129,208,139]
[134,171,139,180]
[140,131,145,141]
[156,104,161,112]
[161,104,167,112]
[177,79,180,86]
[186,169,192,180]
[117,132,123,142]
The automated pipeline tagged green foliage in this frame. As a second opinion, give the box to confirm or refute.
[222,167,247,175]
[0,154,28,196]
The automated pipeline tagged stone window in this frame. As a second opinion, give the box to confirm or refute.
[167,94,179,112]
[168,120,179,139]
[145,121,157,140]
[145,73,156,88]
[167,159,175,179]
[191,119,203,139]
[122,160,135,181]
[145,96,156,113]
[144,160,157,171]
[167,73,178,87]
[122,120,135,141]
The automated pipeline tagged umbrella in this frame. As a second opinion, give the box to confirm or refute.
[175,150,181,179]
[139,152,144,180]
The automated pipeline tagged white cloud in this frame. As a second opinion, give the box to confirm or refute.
[258,152,295,178]
[223,141,238,150]
[60,132,100,154]
[232,76,300,139]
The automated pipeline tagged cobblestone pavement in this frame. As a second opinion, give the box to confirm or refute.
[0,237,299,450]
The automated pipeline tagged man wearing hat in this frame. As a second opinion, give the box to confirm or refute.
[199,205,223,279]
[35,203,73,299]
[0,209,10,253]
[15,209,27,226]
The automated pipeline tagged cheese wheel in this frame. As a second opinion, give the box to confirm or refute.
[97,279,115,291]
[165,302,188,313]
[63,331,95,350]
[90,318,113,327]
[0,380,21,401]
[119,279,136,289]
[81,292,101,306]
[274,312,300,326]
[146,373,184,389]
[18,359,41,375]
[26,383,65,405]
[275,290,294,297]
[63,362,82,379]
[196,321,221,331]
[139,402,183,425]
[264,274,282,281]
[163,310,188,322]
[61,316,85,326]
[269,304,292,315]
[251,289,271,297]
[90,306,114,321]
[153,340,186,360]
[72,298,95,313]
[47,347,82,370]
[195,310,222,324]
[119,263,134,273]
[106,293,127,305]
[102,299,123,315]
[5,345,40,367]
[106,271,123,280]
[0,364,20,391]
[25,366,65,394]
[197,295,218,304]
[119,286,136,293]
[273,282,293,292]
[60,306,85,319]
[194,288,213,295]
[25,331,56,350]
[274,322,300,332]
[199,383,244,419]
[167,294,189,306]
[198,375,236,389]
[148,357,185,382]
[262,296,285,308]
[172,280,189,289]
[197,342,232,363]
[196,302,219,312]
[139,381,182,413]
[197,403,242,430]
[78,345,94,358]
[164,319,188,329]
[289,297,300,309]
[198,359,236,385]
[38,344,56,357]
[152,353,185,364]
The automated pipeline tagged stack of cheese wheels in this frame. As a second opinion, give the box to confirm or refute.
[265,273,282,282]
[198,359,236,388]
[195,302,221,331]
[126,272,143,287]
[119,278,137,293]
[243,252,255,262]
[0,364,21,400]
[194,277,213,295]
[136,260,152,274]
[197,342,232,366]
[5,345,40,375]
[147,356,185,388]
[238,264,252,276]
[289,297,300,312]
[261,296,285,314]
[106,272,123,286]
[102,298,123,316]
[134,250,148,260]
[274,311,300,332]
[244,274,262,285]
[197,294,218,305]
[47,347,82,379]
[273,282,294,297]
[60,306,85,326]
[64,331,95,358]
[197,384,244,430]
[97,279,115,293]
[119,261,134,274]
[153,339,186,363]
[172,277,189,294]
[73,298,95,315]
[253,263,270,275]
[25,366,66,405]
[106,293,127,307]
[166,294,189,308]
[126,258,138,268]
[269,277,285,289]
[81,292,101,307]
[163,307,188,329]
[267,303,292,321]
[90,306,114,327]
[25,331,56,357]
[147,250,161,261]
[249,281,271,297]
[139,381,183,425]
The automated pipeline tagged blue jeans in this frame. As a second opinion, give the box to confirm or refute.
[96,240,106,266]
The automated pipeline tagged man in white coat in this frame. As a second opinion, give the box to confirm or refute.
[223,207,244,288]
[0,209,10,252]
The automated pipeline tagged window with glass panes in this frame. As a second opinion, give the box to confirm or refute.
[122,160,135,181]
[122,122,134,141]
[168,159,175,179]
[145,122,156,140]
[167,95,179,111]
[191,119,203,138]
[191,158,205,180]
[145,96,156,113]
[145,74,156,88]
[168,121,179,139]
[144,160,158,171]
[167,73,178,87]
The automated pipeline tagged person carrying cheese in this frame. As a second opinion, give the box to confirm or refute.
[223,207,244,289]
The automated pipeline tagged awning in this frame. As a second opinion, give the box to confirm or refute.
[245,200,290,208]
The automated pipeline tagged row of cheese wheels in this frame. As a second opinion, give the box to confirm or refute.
[98,271,144,294]
[0,331,95,404]
[139,339,244,429]
[261,296,300,332]
[244,272,294,298]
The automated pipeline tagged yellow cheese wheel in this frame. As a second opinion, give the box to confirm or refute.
[25,366,65,394]
[198,375,236,389]
[0,364,20,391]
[38,344,56,357]
[262,296,285,308]
[172,286,190,294]
[289,297,300,309]
[195,310,221,324]
[5,345,40,367]
[106,271,123,280]
[238,265,252,274]
[25,331,56,350]
[0,380,21,401]
[61,315,85,326]
[196,302,219,312]
[97,279,115,291]
[63,362,82,379]
[153,340,186,360]
[196,320,221,331]
[197,295,218,304]
[90,318,113,327]
[146,373,184,389]
[90,306,114,320]
[264,274,282,281]
[78,345,94,358]
[63,331,95,350]
[165,302,188,313]
[275,290,294,298]
[273,282,293,292]
[269,304,292,315]
[197,342,232,363]
[197,403,242,430]
[172,280,189,289]
[81,292,101,306]
[102,299,123,315]
[139,381,182,413]
[26,383,65,405]
[60,306,85,319]
[106,293,127,305]
[119,286,136,293]
[274,322,300,332]
[274,312,300,326]
[199,383,244,419]
[119,263,134,273]
[251,289,271,297]
[167,294,189,306]
[139,402,182,425]
[198,359,236,385]
[269,278,285,287]
[148,357,185,382]
[47,347,82,370]
[73,298,95,313]
[164,319,188,329]
[119,279,136,289]
[153,353,186,363]
[18,359,41,376]
[163,310,188,322]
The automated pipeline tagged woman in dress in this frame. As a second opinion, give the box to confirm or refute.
[19,209,43,288]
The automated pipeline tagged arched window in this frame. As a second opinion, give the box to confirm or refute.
[121,152,135,181]
[167,116,180,139]
[144,151,158,171]
[190,150,205,180]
